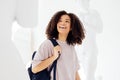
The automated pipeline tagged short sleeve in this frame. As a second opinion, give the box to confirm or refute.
[32,40,53,68]
[76,59,80,71]
[74,48,80,71]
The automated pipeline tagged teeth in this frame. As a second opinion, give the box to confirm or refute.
[59,26,66,29]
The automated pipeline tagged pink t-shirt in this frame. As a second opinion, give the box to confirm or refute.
[32,39,80,80]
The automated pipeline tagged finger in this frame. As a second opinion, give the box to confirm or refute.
[58,51,60,54]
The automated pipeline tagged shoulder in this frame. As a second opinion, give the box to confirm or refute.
[36,39,54,58]
[40,39,54,48]
[42,39,52,45]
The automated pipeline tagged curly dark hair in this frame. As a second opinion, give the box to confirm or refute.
[46,10,85,45]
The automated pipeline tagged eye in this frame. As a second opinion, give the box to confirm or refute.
[66,20,70,23]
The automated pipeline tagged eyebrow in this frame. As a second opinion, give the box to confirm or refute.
[60,18,70,20]
[65,19,70,20]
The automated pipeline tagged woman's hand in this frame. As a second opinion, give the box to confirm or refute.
[76,71,81,80]
[53,45,61,60]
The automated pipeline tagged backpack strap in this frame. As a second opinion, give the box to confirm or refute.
[31,38,60,80]
[49,38,59,46]
[49,38,60,80]
[32,51,36,60]
[32,38,59,60]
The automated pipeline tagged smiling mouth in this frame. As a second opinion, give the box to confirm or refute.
[59,26,66,29]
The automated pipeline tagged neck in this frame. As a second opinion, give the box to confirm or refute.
[58,34,67,42]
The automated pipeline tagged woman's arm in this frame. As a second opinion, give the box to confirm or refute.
[32,45,61,73]
[76,71,81,80]
[32,55,57,73]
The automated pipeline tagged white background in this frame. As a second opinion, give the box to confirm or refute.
[11,0,120,80]
[90,0,120,80]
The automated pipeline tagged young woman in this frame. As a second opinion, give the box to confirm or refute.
[32,10,85,80]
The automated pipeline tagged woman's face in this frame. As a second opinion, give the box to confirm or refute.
[57,14,71,36]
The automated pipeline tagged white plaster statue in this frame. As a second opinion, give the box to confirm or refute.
[0,0,38,80]
[75,0,103,80]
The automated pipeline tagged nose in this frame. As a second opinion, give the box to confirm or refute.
[60,21,65,26]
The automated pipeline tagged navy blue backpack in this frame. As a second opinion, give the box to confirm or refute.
[28,39,59,80]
